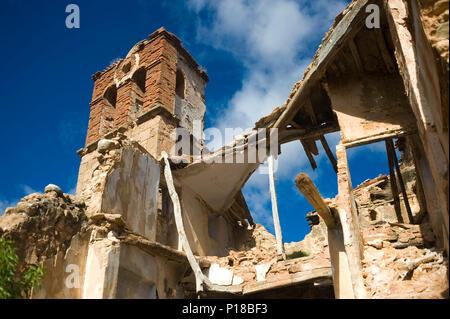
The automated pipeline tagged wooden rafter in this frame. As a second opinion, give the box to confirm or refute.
[300,140,318,170]
[348,38,364,73]
[279,124,339,145]
[385,140,404,223]
[388,139,414,223]
[320,135,338,173]
[374,28,396,73]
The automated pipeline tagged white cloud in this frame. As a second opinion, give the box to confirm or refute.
[242,187,273,231]
[0,184,39,216]
[186,0,348,229]
[189,0,347,135]
[20,184,38,195]
[67,185,77,196]
[0,198,18,216]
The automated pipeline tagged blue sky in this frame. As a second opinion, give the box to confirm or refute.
[0,0,392,243]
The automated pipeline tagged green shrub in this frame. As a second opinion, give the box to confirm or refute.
[0,237,44,299]
[286,250,309,260]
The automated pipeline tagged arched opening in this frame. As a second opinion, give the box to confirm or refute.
[369,209,377,221]
[103,85,117,108]
[132,67,146,93]
[132,68,146,116]
[122,61,132,74]
[175,69,185,99]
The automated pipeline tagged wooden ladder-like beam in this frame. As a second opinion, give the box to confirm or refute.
[320,135,338,173]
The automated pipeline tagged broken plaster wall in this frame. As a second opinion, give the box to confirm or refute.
[417,0,449,151]
[82,233,121,298]
[82,234,186,299]
[33,231,91,299]
[384,0,449,251]
[180,185,234,257]
[76,138,243,298]
[324,72,417,143]
[101,146,160,241]
[78,136,238,256]
[408,134,448,251]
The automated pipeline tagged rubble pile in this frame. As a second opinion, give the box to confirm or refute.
[362,221,448,298]
[203,223,331,289]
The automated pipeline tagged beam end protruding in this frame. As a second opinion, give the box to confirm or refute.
[295,173,336,228]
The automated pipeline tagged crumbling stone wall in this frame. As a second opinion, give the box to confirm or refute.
[0,187,90,298]
[352,165,448,298]
[0,189,88,269]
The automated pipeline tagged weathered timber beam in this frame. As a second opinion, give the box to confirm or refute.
[348,38,364,73]
[295,173,335,228]
[268,155,286,259]
[341,129,417,149]
[387,138,414,223]
[243,267,332,295]
[306,139,319,155]
[385,140,404,223]
[300,140,318,170]
[330,62,341,77]
[289,121,301,129]
[162,151,207,293]
[320,135,338,173]
[118,233,211,268]
[305,95,318,126]
[279,124,339,145]
[374,28,396,73]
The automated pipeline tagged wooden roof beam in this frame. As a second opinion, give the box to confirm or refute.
[348,38,364,73]
[320,135,338,173]
[374,28,396,73]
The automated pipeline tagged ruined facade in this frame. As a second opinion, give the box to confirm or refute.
[0,0,448,299]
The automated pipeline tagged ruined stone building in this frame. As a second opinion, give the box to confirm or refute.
[0,0,448,299]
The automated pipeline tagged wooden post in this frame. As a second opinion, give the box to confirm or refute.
[385,140,404,223]
[162,151,205,293]
[268,155,286,259]
[320,135,338,173]
[295,173,335,228]
[387,139,414,223]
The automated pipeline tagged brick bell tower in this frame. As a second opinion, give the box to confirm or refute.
[76,27,208,194]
